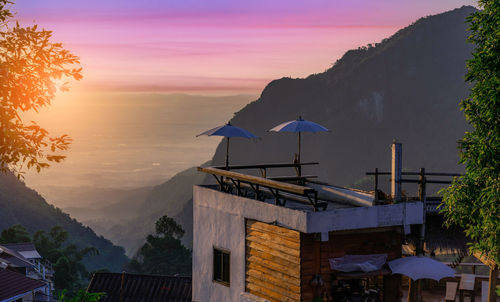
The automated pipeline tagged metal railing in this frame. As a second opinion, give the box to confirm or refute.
[198,162,327,211]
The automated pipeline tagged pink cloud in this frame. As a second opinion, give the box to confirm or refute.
[13,0,477,94]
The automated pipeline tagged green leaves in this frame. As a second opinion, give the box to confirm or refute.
[58,289,106,302]
[0,1,82,176]
[0,224,30,243]
[441,0,500,265]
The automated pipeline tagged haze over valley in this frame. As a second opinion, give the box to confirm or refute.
[22,93,255,209]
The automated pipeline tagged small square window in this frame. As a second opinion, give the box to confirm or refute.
[213,247,230,286]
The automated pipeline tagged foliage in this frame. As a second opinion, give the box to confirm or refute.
[441,0,500,267]
[58,289,106,302]
[155,215,185,239]
[0,224,98,292]
[0,223,30,243]
[34,226,99,292]
[127,215,191,276]
[0,0,82,176]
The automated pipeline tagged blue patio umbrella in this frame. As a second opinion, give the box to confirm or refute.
[197,122,258,168]
[269,116,329,163]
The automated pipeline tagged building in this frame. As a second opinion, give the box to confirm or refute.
[1,243,54,284]
[0,243,53,301]
[193,142,425,302]
[87,272,192,301]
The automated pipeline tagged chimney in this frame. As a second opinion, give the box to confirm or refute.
[391,140,402,201]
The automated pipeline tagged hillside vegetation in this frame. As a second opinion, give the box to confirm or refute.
[0,172,128,272]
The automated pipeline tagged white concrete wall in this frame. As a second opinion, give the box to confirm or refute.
[192,185,308,302]
[306,202,423,233]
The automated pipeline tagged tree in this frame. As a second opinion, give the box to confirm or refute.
[127,215,191,276]
[34,226,99,292]
[155,215,185,239]
[0,224,30,243]
[441,0,499,265]
[0,0,82,176]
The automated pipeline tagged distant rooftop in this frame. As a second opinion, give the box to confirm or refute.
[2,243,41,259]
[87,272,192,302]
[0,268,46,301]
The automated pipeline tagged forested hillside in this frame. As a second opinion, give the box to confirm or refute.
[211,6,475,187]
[0,171,128,272]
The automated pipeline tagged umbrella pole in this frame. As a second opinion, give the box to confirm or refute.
[298,132,302,176]
[407,278,421,302]
[226,137,230,170]
[298,132,301,163]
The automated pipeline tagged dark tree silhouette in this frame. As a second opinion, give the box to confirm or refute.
[127,215,191,276]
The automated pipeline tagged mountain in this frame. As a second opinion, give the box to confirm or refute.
[91,6,476,254]
[212,6,474,186]
[0,172,128,272]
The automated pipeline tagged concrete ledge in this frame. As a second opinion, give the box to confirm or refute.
[194,186,424,235]
[306,201,424,233]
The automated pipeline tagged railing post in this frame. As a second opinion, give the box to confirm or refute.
[374,168,379,203]
[391,140,402,202]
[418,168,426,202]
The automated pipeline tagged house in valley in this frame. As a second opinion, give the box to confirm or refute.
[0,243,53,301]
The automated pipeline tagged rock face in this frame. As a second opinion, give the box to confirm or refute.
[211,6,474,188]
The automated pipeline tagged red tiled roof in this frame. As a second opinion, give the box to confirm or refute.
[87,272,192,302]
[0,268,46,301]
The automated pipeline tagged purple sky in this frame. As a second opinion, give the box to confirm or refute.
[14,0,477,94]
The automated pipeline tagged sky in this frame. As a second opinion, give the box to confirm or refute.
[13,0,477,95]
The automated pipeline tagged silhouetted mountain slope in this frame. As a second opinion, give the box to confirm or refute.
[92,6,476,253]
[0,172,128,272]
[211,6,475,186]
[101,166,206,255]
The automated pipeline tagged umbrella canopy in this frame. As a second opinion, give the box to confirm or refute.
[197,123,258,139]
[270,116,329,133]
[197,122,257,168]
[388,256,456,281]
[269,116,329,165]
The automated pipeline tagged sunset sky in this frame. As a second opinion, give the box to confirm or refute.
[14,0,476,95]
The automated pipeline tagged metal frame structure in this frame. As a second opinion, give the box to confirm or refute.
[198,163,327,211]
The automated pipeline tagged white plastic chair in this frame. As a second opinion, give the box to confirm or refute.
[459,273,475,291]
[444,281,458,302]
[459,273,476,302]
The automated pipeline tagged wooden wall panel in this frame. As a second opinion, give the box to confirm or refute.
[246,220,301,302]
